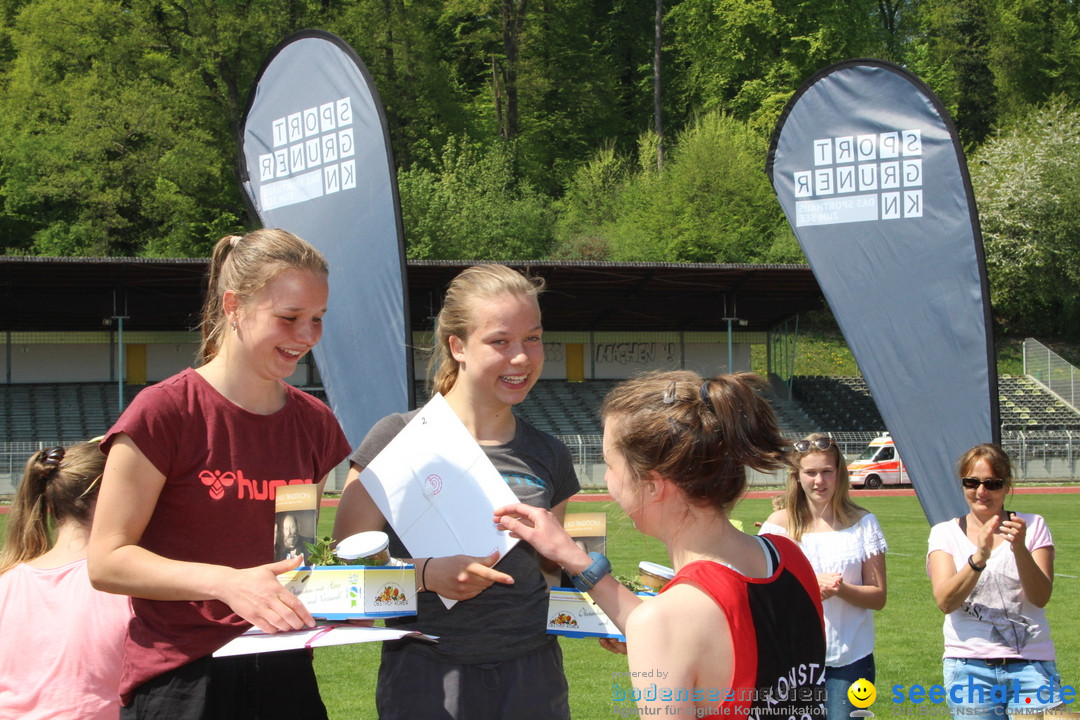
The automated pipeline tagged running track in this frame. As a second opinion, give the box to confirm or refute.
[318,484,1079,507]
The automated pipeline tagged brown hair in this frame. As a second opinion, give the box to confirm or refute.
[0,441,106,575]
[198,229,329,364]
[957,443,1013,491]
[429,264,545,396]
[601,371,790,515]
[784,433,863,541]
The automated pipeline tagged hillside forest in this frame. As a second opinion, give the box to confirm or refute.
[2,0,1080,337]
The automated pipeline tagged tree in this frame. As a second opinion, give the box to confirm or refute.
[989,0,1080,120]
[0,0,222,255]
[908,0,997,148]
[440,0,528,142]
[551,141,630,259]
[332,0,472,170]
[559,112,799,264]
[666,0,893,131]
[438,0,647,195]
[969,98,1080,337]
[0,0,331,257]
[397,136,554,260]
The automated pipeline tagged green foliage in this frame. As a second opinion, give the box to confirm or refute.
[666,0,895,128]
[398,137,554,260]
[989,0,1080,120]
[0,0,1077,339]
[909,0,1080,149]
[603,113,800,263]
[995,336,1026,376]
[0,0,332,257]
[907,0,998,148]
[551,142,630,260]
[303,537,349,567]
[332,1,473,170]
[969,98,1080,338]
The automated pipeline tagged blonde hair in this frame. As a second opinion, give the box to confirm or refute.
[198,229,328,364]
[784,433,863,541]
[429,264,545,396]
[957,443,1013,491]
[602,371,789,515]
[0,442,105,575]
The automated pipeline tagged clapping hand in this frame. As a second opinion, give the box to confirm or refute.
[817,572,843,600]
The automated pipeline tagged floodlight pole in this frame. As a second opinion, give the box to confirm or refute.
[723,317,736,373]
[112,289,129,415]
[113,315,129,414]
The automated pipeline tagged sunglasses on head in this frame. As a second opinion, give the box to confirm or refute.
[794,438,835,453]
[961,477,1006,491]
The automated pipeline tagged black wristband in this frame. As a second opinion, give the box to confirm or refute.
[967,555,986,572]
[420,558,431,592]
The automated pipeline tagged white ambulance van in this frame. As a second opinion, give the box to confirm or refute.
[847,434,908,489]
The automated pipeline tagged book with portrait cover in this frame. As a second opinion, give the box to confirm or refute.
[275,484,319,562]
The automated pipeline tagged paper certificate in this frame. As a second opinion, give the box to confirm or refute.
[213,624,434,657]
[358,393,520,607]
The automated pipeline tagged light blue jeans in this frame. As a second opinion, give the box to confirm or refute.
[825,653,876,718]
[942,657,1064,718]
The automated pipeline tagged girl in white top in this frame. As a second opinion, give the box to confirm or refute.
[760,433,887,718]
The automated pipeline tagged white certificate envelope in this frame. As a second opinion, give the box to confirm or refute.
[358,393,520,608]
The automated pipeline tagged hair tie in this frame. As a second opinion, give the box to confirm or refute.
[40,446,65,469]
[699,380,712,405]
[228,234,242,248]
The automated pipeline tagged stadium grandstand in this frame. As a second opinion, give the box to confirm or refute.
[4,257,1080,489]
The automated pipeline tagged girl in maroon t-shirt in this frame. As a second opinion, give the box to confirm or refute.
[88,229,350,720]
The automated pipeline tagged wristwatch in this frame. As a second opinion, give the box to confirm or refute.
[571,552,612,592]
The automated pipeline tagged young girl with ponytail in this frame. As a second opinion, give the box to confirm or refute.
[88,229,351,719]
[0,441,131,719]
[495,371,827,719]
[333,263,580,719]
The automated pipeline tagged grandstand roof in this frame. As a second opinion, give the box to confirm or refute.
[1,257,825,333]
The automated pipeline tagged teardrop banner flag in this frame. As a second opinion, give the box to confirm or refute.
[239,29,413,447]
[767,58,997,525]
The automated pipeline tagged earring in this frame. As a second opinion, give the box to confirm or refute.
[231,320,237,332]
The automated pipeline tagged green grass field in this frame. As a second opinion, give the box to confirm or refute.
[3,492,1076,718]
[310,493,1080,718]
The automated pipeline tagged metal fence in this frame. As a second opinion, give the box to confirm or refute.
[5,428,1080,498]
[1024,337,1080,408]
[563,429,1080,488]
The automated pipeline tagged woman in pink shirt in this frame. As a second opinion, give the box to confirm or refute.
[927,443,1064,718]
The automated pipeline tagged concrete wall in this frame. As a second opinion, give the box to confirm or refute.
[409,340,751,382]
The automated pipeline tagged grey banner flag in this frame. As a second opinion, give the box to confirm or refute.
[767,59,997,525]
[239,29,413,448]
